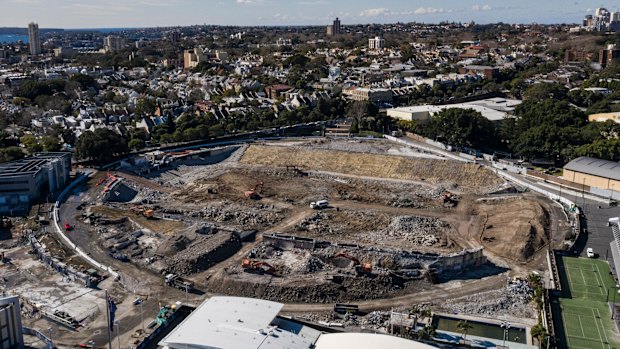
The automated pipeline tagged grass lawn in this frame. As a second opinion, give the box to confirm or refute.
[555,256,620,349]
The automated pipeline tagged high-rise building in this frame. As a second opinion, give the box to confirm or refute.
[368,36,385,50]
[103,36,125,52]
[0,296,24,349]
[599,44,620,67]
[28,22,41,55]
[326,17,341,36]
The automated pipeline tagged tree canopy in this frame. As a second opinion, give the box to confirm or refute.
[74,129,129,164]
[424,108,497,149]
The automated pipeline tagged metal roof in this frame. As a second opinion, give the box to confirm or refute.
[0,152,69,178]
[159,297,318,349]
[563,157,620,181]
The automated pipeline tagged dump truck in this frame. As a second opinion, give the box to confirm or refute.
[164,273,194,291]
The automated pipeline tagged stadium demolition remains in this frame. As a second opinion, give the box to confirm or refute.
[11,138,566,331]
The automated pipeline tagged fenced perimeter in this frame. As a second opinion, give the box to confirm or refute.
[554,255,620,349]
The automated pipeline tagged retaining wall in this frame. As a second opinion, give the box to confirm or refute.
[29,235,94,286]
[263,233,486,274]
[52,171,120,279]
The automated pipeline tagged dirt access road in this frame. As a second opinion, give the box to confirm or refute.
[282,273,506,313]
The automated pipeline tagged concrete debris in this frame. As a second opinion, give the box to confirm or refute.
[383,216,451,247]
[436,279,534,318]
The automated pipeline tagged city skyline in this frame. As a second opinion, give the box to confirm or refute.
[0,0,615,29]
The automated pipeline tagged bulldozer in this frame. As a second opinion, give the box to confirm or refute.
[244,181,264,200]
[241,258,276,275]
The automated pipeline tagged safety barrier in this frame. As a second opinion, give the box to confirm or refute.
[52,171,120,279]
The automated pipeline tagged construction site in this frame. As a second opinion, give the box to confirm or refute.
[1,138,569,346]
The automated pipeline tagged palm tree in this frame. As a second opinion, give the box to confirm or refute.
[457,320,474,341]
[419,325,437,340]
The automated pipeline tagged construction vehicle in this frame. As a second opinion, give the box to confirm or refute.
[130,206,154,218]
[331,252,373,275]
[0,216,11,229]
[164,273,195,291]
[441,192,457,207]
[310,200,329,209]
[332,252,360,265]
[241,258,276,275]
[244,181,264,200]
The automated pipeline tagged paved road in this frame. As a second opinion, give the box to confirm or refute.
[518,176,620,261]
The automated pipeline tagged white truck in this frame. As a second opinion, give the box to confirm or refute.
[310,200,329,209]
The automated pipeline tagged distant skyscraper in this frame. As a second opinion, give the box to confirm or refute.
[28,22,41,55]
[326,17,341,36]
[103,36,125,52]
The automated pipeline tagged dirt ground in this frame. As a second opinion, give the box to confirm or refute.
[89,205,187,235]
[7,138,568,348]
[240,144,502,192]
[476,196,550,262]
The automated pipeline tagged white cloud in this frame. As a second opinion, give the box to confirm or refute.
[236,0,263,4]
[472,4,492,11]
[414,7,445,15]
[359,8,389,17]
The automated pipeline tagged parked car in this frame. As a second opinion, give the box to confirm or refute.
[64,223,72,231]
[587,248,595,258]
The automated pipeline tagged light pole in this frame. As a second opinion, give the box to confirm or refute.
[611,184,615,205]
[501,321,510,347]
[114,320,121,349]
[582,177,586,214]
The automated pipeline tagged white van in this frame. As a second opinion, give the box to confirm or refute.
[310,200,329,209]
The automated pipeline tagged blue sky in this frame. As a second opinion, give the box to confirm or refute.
[0,0,613,28]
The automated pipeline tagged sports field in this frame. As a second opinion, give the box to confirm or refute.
[555,255,620,349]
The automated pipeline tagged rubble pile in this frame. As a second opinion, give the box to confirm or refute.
[297,256,324,273]
[297,212,333,234]
[438,279,534,318]
[384,216,451,246]
[162,232,242,275]
[180,204,285,228]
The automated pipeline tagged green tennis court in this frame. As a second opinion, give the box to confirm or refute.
[555,255,620,349]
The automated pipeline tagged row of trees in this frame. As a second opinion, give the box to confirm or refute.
[409,83,620,163]
[73,96,348,162]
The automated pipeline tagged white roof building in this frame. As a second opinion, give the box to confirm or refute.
[387,98,522,123]
[159,297,321,349]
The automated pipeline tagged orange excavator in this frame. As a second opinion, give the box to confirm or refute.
[333,252,360,265]
[332,252,372,274]
[244,181,264,200]
[241,258,276,275]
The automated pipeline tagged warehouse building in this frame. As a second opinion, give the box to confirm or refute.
[563,157,620,191]
[159,296,322,349]
[0,152,71,215]
[159,296,436,349]
[386,98,521,124]
[0,296,23,349]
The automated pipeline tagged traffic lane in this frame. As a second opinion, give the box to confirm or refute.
[514,174,620,258]
[579,202,620,259]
